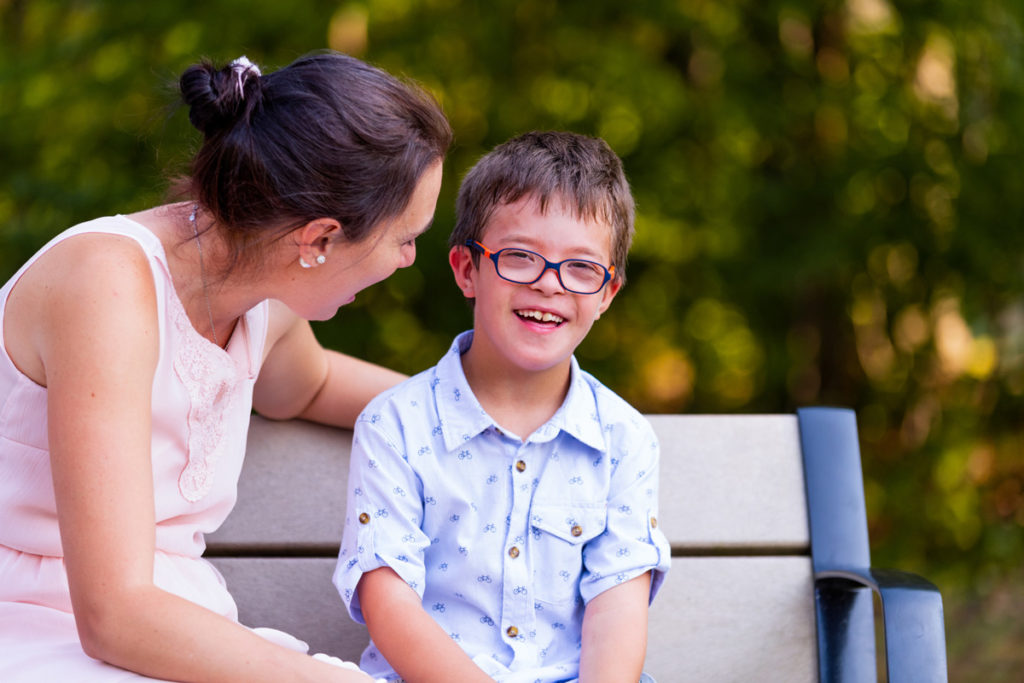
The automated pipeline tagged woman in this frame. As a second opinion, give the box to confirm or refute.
[0,52,451,681]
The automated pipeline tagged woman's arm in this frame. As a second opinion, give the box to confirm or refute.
[33,236,370,682]
[578,572,651,683]
[254,301,406,427]
[358,567,493,683]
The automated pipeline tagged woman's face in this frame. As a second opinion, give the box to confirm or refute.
[289,160,444,321]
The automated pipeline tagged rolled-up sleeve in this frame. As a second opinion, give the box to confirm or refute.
[579,420,671,604]
[333,411,430,623]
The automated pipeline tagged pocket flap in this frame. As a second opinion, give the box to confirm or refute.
[531,504,607,545]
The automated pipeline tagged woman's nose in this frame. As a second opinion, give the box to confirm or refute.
[399,243,416,269]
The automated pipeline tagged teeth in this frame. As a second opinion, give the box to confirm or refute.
[517,309,564,324]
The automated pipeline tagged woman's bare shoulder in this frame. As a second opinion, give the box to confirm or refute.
[16,231,156,312]
[5,232,159,386]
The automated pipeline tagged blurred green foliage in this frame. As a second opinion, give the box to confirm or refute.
[2,0,1022,678]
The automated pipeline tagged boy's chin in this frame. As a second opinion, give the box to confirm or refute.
[505,354,574,376]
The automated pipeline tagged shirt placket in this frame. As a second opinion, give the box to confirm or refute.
[501,435,538,666]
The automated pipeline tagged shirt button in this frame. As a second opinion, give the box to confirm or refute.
[515,460,527,473]
[506,626,519,638]
[650,516,658,529]
[358,512,370,524]
[571,525,583,537]
[508,546,520,559]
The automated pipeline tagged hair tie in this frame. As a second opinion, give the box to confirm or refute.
[229,56,261,98]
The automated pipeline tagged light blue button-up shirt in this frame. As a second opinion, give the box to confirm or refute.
[334,331,671,682]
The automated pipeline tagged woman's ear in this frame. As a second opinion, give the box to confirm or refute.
[295,218,342,267]
[449,244,478,299]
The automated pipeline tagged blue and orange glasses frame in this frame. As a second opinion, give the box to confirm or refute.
[465,240,615,295]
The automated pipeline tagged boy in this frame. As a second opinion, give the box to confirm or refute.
[334,131,671,682]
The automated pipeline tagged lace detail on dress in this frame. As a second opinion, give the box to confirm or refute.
[170,296,240,503]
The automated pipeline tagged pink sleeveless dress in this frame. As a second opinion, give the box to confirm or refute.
[0,216,269,680]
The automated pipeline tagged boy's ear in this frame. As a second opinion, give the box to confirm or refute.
[449,244,478,298]
[594,278,622,320]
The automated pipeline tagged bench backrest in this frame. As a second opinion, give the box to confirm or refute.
[207,414,818,681]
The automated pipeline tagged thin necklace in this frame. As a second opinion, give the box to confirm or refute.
[189,204,219,347]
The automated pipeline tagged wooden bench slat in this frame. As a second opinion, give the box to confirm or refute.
[209,557,368,662]
[209,418,351,552]
[211,415,813,554]
[212,555,819,680]
[648,415,810,551]
[645,556,817,682]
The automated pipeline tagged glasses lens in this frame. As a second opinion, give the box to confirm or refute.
[496,249,543,281]
[561,260,606,293]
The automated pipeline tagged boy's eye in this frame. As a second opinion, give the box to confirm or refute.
[503,249,536,262]
[566,260,599,273]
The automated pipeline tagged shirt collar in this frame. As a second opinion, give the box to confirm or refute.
[433,330,607,454]
[434,331,493,452]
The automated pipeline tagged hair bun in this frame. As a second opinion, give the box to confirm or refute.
[180,57,262,136]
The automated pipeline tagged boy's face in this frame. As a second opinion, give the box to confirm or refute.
[449,194,621,377]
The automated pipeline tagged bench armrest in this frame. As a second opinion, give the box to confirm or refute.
[798,407,948,682]
[815,566,947,683]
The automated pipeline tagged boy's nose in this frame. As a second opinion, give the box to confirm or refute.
[531,265,565,293]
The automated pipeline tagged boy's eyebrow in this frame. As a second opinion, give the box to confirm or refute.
[498,233,608,261]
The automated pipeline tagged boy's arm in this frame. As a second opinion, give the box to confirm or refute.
[358,567,493,683]
[579,571,652,683]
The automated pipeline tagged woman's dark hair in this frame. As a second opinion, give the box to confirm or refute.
[178,51,451,271]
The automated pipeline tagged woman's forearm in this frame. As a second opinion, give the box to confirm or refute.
[298,349,407,428]
[74,583,370,683]
[256,306,406,427]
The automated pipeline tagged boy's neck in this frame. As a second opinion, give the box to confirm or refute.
[460,345,571,441]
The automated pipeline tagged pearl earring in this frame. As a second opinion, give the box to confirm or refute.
[299,257,312,268]
[316,254,326,265]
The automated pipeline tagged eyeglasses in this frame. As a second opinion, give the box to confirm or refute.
[465,240,615,295]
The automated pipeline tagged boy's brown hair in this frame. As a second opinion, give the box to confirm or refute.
[450,131,635,284]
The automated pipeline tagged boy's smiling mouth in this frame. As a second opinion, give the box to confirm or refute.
[515,308,566,325]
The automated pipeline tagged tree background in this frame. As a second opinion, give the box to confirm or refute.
[1,0,1021,678]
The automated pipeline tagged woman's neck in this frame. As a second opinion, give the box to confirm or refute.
[130,203,261,346]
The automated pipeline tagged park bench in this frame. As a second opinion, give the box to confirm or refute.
[206,407,947,682]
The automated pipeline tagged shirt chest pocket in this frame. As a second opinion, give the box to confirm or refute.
[529,503,607,606]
